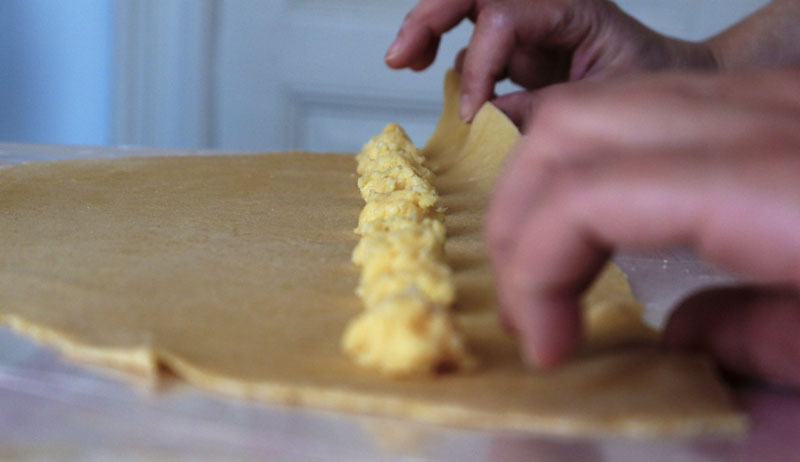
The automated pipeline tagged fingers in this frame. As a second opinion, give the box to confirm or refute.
[665,287,800,387]
[459,4,516,120]
[485,86,586,304]
[491,153,701,367]
[458,52,560,126]
[410,36,441,71]
[489,151,800,368]
[491,91,537,127]
[492,89,551,126]
[489,72,800,268]
[486,133,550,314]
[454,47,467,73]
[385,0,474,69]
[503,207,606,367]
[517,72,800,156]
[390,0,604,120]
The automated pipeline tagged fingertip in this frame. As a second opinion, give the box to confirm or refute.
[384,24,419,69]
[385,42,401,65]
[409,61,428,72]
[459,93,475,122]
[459,72,495,122]
[385,34,412,68]
[520,327,580,369]
[498,307,518,335]
[457,6,515,120]
[515,295,582,369]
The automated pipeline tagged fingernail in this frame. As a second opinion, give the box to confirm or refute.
[513,294,546,368]
[459,94,473,121]
[385,40,401,61]
[521,334,545,368]
[499,308,518,334]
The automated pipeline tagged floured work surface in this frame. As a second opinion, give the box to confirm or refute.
[0,72,743,437]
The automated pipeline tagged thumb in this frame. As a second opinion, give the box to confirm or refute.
[492,85,573,128]
[664,286,800,388]
[491,90,545,128]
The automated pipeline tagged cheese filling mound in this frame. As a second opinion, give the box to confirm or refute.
[342,123,475,376]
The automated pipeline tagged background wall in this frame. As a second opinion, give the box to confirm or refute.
[0,0,114,145]
[0,0,769,150]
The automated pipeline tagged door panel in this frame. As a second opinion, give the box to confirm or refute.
[114,0,770,152]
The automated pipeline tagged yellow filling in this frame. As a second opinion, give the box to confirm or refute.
[343,123,475,376]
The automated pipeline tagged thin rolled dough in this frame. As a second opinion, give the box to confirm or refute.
[0,72,743,437]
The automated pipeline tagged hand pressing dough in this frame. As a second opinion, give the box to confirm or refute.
[0,71,744,437]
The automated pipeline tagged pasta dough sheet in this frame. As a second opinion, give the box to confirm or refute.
[0,72,743,437]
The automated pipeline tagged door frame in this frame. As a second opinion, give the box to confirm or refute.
[112,0,219,148]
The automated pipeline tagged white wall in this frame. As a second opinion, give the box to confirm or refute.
[0,0,770,149]
[210,0,769,152]
[0,0,114,145]
[617,0,767,39]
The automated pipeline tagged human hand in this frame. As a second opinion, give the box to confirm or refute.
[485,69,800,388]
[386,0,717,122]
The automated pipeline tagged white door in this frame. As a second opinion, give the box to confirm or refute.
[112,0,768,152]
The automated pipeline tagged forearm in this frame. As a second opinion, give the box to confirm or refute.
[705,0,800,70]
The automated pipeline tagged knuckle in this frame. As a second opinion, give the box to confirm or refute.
[535,91,577,130]
[404,1,431,27]
[460,64,479,83]
[534,158,588,210]
[460,66,492,98]
[401,8,418,28]
[408,0,456,26]
[479,2,512,28]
